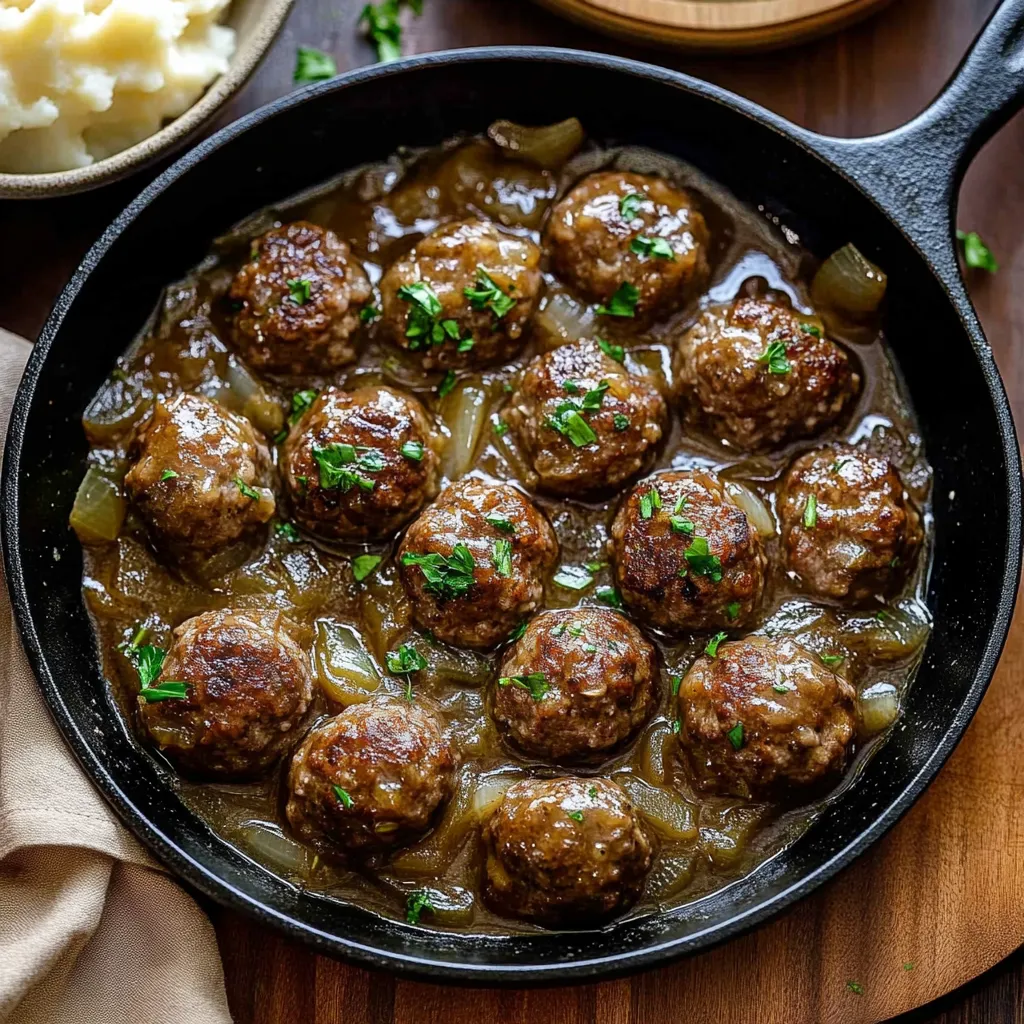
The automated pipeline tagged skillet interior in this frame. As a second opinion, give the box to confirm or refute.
[3,50,1019,981]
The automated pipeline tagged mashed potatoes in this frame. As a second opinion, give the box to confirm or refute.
[0,0,236,173]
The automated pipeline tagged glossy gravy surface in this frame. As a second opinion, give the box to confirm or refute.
[79,136,933,933]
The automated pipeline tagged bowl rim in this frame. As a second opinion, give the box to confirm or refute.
[0,0,296,200]
[3,46,1021,984]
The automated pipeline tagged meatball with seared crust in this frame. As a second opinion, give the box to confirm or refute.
[493,608,658,762]
[611,470,767,632]
[285,699,458,861]
[397,479,558,649]
[124,392,275,553]
[677,635,856,799]
[778,445,923,602]
[281,385,442,541]
[380,218,541,370]
[674,297,859,450]
[482,777,652,926]
[505,338,667,495]
[138,610,314,779]
[545,171,709,319]
[230,221,372,374]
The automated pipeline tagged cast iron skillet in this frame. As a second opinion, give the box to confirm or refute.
[3,0,1024,984]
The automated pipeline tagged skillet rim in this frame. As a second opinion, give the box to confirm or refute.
[3,46,1021,984]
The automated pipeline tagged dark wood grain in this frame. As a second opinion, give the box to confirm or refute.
[3,0,1022,1021]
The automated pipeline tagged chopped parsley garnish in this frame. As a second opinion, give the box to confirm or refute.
[596,586,623,609]
[562,380,582,395]
[351,554,383,582]
[630,236,675,260]
[312,443,383,492]
[507,620,528,643]
[567,810,584,822]
[799,322,822,338]
[234,477,260,501]
[682,537,723,582]
[726,722,744,750]
[597,337,625,363]
[957,229,999,273]
[293,46,336,83]
[639,486,662,520]
[387,642,428,675]
[613,413,629,431]
[772,681,794,694]
[619,193,644,220]
[124,643,189,704]
[332,785,353,808]
[670,515,695,536]
[671,719,681,734]
[756,340,791,375]
[457,337,474,353]
[846,981,864,996]
[400,440,424,462]
[548,405,597,447]
[671,674,682,696]
[464,265,516,319]
[275,520,300,543]
[396,281,466,350]
[582,382,610,410]
[673,493,689,514]
[831,457,851,474]
[726,601,741,621]
[360,304,381,323]
[438,370,457,399]
[160,469,178,481]
[286,277,312,305]
[585,560,607,573]
[596,282,640,318]
[588,786,598,798]
[498,672,549,701]
[553,565,594,591]
[360,0,422,64]
[820,653,845,668]
[492,538,512,578]
[289,389,318,424]
[401,544,476,601]
[705,632,728,658]
[903,962,915,972]
[405,888,434,925]
[272,428,288,445]
[485,515,515,534]
[493,418,509,437]
[803,493,818,529]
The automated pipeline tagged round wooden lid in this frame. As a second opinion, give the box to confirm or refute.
[534,0,895,50]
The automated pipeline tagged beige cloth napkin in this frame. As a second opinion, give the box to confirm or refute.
[0,329,232,1024]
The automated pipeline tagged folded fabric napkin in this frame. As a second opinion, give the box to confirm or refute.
[0,329,232,1024]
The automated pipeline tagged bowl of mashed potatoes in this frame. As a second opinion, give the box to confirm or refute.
[0,0,295,198]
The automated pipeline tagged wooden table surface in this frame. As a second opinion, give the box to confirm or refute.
[2,0,1023,1020]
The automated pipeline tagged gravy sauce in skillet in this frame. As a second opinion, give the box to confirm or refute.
[71,125,932,933]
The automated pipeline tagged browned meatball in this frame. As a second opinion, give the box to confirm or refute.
[379,218,541,370]
[778,445,923,601]
[137,610,313,778]
[124,392,275,552]
[505,338,667,495]
[611,470,767,631]
[482,777,653,926]
[493,608,658,762]
[545,171,709,318]
[674,297,859,450]
[677,635,856,799]
[230,221,372,374]
[281,385,442,541]
[285,699,458,861]
[397,480,558,649]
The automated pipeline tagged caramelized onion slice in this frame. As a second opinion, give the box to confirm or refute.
[533,292,595,348]
[725,482,776,538]
[439,379,490,482]
[811,243,888,316]
[617,776,698,841]
[239,822,312,877]
[487,117,585,170]
[70,467,125,544]
[859,680,900,735]
[313,619,382,705]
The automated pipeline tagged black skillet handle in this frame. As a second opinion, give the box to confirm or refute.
[815,0,1024,279]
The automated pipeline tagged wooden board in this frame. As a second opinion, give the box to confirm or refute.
[533,0,896,50]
